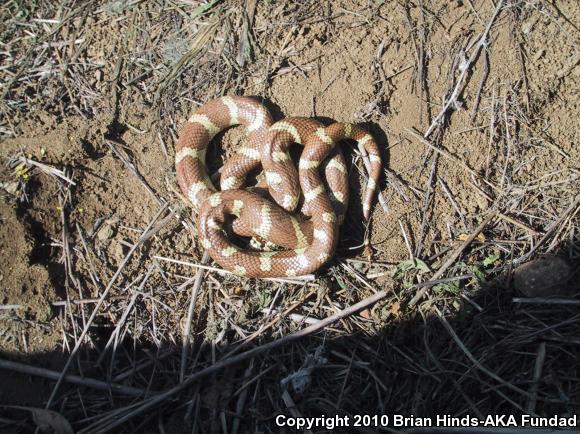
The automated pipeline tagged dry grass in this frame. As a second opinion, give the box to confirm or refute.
[0,0,579,432]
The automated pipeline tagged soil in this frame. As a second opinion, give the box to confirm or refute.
[0,0,578,430]
[1,0,578,361]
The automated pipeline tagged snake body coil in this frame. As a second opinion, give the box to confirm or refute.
[175,96,382,278]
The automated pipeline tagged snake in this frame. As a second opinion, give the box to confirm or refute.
[175,96,382,278]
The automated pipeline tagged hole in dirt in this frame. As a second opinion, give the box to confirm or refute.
[27,230,65,299]
[15,200,66,300]
[81,138,106,159]
[104,120,128,142]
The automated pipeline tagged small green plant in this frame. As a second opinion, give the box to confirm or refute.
[482,252,500,267]
[394,258,430,277]
[13,163,31,182]
[256,288,273,310]
[433,281,461,296]
[1,161,32,200]
[394,258,431,287]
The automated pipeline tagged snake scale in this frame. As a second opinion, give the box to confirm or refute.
[175,96,382,278]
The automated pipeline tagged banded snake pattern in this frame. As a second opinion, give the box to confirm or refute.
[175,96,382,278]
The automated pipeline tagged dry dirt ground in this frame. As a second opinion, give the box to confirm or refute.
[0,0,579,433]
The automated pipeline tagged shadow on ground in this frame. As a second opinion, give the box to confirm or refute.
[1,254,579,434]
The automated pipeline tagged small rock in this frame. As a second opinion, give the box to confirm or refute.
[521,17,538,35]
[475,194,489,211]
[96,224,114,242]
[1,181,20,196]
[513,256,572,297]
[360,309,371,319]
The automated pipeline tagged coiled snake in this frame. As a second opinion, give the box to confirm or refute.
[175,96,382,278]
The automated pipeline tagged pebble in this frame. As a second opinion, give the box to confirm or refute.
[1,181,20,196]
[96,224,114,242]
[521,17,538,35]
[513,255,572,297]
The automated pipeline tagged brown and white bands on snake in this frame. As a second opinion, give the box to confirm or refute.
[175,96,273,213]
[261,117,350,221]
[224,116,350,224]
[175,96,383,277]
[198,130,340,277]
